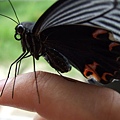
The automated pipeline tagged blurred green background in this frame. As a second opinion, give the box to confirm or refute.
[0,0,56,61]
[0,0,85,81]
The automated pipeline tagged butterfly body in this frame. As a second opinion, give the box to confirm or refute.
[15,22,72,73]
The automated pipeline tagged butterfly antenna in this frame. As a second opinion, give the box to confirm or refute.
[8,0,20,24]
[0,13,18,24]
[0,0,19,24]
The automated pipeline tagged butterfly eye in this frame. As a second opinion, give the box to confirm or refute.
[16,24,25,34]
[14,24,25,40]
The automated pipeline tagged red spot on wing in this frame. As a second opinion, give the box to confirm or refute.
[83,62,101,81]
[92,29,107,39]
[101,72,113,81]
[83,62,114,83]
[109,42,120,51]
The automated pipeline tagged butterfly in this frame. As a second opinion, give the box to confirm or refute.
[1,0,120,101]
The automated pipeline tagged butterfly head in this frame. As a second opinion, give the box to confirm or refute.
[14,22,34,40]
[14,24,25,40]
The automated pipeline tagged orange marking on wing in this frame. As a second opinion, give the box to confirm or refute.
[101,73,113,81]
[83,62,101,81]
[109,42,120,51]
[92,29,107,39]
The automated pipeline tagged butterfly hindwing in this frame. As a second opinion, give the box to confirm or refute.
[41,25,120,84]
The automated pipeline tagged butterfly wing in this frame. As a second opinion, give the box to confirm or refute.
[41,25,120,84]
[33,0,118,36]
[32,0,120,84]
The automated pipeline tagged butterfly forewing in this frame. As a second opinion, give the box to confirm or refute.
[88,0,120,41]
[33,0,116,33]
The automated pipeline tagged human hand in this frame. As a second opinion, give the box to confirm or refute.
[0,71,120,120]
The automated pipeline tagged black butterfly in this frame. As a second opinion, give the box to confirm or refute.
[1,0,120,102]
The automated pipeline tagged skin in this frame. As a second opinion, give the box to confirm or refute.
[0,71,120,120]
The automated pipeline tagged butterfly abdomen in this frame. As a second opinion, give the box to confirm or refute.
[43,48,71,73]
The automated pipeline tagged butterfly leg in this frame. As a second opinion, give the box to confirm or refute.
[56,70,77,82]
